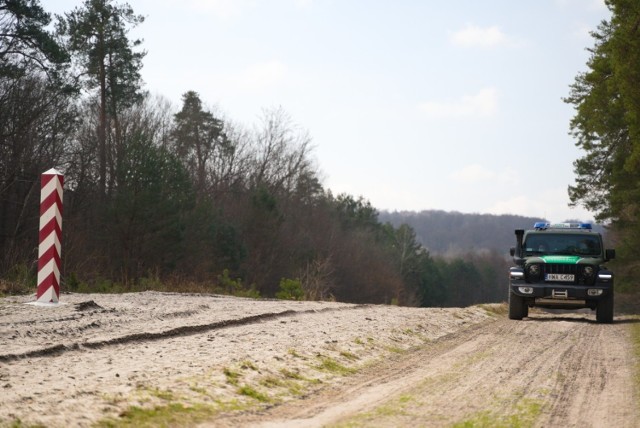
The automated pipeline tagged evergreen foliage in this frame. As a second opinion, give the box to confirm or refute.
[565,0,640,286]
[0,0,68,76]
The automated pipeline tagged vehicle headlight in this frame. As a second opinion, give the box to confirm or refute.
[526,264,542,282]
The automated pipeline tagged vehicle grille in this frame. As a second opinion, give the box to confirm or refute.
[525,263,597,285]
[544,264,578,276]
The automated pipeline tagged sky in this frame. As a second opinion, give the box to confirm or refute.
[46,0,612,222]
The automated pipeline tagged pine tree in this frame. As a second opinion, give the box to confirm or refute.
[566,1,640,221]
[0,0,68,76]
[172,91,230,197]
[565,0,640,283]
[57,0,145,197]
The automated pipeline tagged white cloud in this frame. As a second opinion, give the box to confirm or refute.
[231,60,289,92]
[418,87,499,119]
[450,25,510,48]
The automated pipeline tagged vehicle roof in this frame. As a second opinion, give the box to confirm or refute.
[525,229,599,235]
[524,222,600,235]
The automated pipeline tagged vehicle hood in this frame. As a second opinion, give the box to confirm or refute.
[525,255,603,264]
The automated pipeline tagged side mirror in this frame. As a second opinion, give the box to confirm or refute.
[510,247,516,257]
[605,249,615,261]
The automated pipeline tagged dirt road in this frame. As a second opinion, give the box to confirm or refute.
[0,292,638,427]
[236,312,639,427]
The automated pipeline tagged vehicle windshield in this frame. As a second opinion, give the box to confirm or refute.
[523,233,601,256]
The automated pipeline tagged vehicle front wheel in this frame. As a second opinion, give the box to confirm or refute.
[596,293,614,324]
[508,291,528,320]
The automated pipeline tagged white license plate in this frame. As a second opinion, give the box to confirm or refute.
[546,273,575,282]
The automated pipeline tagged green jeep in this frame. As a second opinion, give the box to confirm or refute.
[508,222,616,323]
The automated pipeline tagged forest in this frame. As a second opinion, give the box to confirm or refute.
[0,0,516,307]
[380,211,548,256]
[2,0,638,306]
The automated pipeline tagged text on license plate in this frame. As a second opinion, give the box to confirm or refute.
[546,273,575,282]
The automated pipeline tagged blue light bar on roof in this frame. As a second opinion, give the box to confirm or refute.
[533,222,592,230]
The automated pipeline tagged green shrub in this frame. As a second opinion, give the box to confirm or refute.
[216,269,260,298]
[64,271,82,292]
[2,263,35,295]
[136,271,165,291]
[276,278,304,300]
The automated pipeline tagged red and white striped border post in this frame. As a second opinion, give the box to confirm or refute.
[36,168,64,304]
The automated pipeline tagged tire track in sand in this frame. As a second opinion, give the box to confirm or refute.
[0,305,366,363]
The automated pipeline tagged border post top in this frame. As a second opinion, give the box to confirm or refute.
[43,168,63,176]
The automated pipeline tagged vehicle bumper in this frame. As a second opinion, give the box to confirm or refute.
[509,280,613,301]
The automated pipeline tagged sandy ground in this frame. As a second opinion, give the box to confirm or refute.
[0,292,492,427]
[0,292,637,427]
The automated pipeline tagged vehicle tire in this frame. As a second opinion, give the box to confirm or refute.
[508,291,527,320]
[596,293,614,324]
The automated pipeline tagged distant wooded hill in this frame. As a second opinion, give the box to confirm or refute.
[378,211,601,256]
